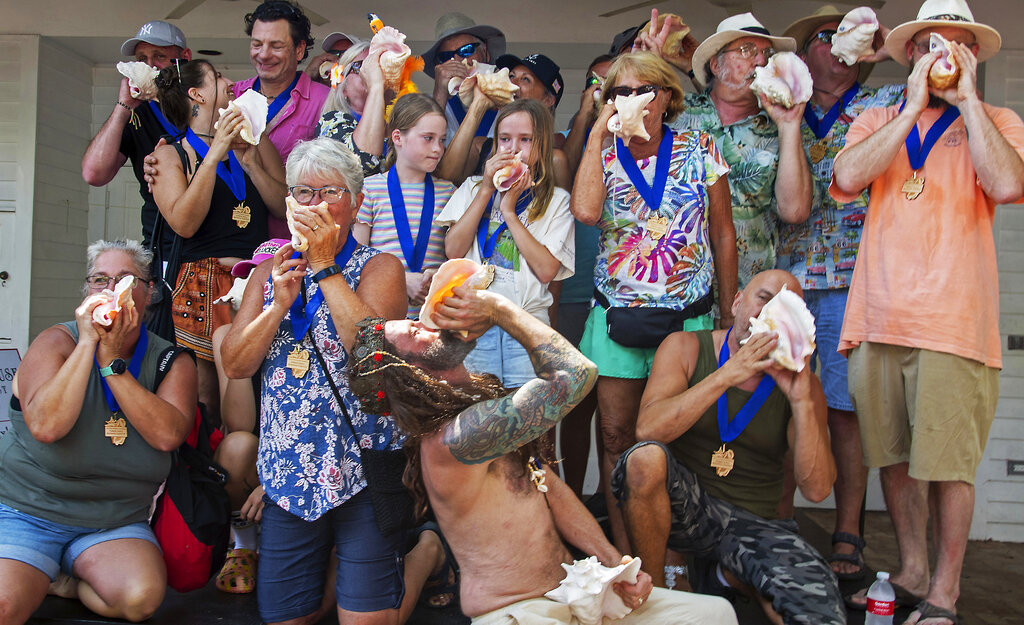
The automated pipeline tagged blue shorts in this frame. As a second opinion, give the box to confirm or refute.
[0,501,159,581]
[463,325,535,388]
[257,490,405,622]
[804,289,853,411]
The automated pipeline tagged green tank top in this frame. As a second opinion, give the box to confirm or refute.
[0,322,175,528]
[667,330,791,519]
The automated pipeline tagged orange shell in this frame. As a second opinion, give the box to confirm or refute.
[420,259,494,329]
[91,275,136,326]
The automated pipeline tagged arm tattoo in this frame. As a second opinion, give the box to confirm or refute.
[442,332,598,464]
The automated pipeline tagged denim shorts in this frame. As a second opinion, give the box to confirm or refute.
[257,490,405,622]
[463,325,536,388]
[0,501,160,581]
[803,289,853,411]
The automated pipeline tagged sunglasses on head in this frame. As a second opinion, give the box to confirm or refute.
[607,84,661,99]
[437,41,482,64]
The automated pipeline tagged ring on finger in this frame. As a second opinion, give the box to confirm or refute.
[312,224,320,231]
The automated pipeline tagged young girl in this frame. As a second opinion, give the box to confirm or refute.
[439,99,575,388]
[353,93,455,318]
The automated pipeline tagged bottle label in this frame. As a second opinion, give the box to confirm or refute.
[867,598,895,615]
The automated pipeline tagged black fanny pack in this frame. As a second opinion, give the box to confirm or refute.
[595,290,714,349]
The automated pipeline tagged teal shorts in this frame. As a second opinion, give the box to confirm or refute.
[579,305,713,379]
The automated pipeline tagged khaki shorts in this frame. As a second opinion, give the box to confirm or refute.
[847,342,998,483]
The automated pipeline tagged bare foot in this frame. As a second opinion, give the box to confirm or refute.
[48,573,79,599]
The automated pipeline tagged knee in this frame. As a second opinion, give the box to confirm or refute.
[216,431,258,477]
[118,578,166,622]
[600,416,637,456]
[623,444,669,496]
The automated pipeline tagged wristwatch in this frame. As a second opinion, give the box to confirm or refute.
[312,264,343,283]
[100,358,127,377]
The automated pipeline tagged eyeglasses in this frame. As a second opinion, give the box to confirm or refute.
[913,37,975,54]
[811,30,836,46]
[436,42,482,64]
[289,185,350,204]
[607,85,661,99]
[346,60,363,75]
[720,43,775,60]
[85,274,143,290]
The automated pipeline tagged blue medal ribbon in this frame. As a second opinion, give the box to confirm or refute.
[289,234,357,340]
[476,190,533,260]
[95,323,149,413]
[448,95,497,138]
[716,327,776,444]
[899,100,961,170]
[148,101,182,137]
[803,82,860,139]
[615,125,674,213]
[184,128,247,202]
[254,72,301,124]
[387,168,435,274]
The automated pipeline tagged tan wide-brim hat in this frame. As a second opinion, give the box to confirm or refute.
[419,12,506,79]
[783,5,874,83]
[692,13,797,89]
[885,0,1001,66]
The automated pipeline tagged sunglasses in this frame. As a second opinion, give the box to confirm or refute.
[437,41,482,64]
[607,84,661,99]
[346,60,363,75]
[812,30,837,46]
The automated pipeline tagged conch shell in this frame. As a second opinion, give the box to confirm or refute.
[745,285,816,372]
[493,151,530,192]
[544,556,643,625]
[640,12,690,58]
[928,33,960,90]
[217,89,268,146]
[214,276,248,311]
[369,26,411,93]
[830,7,879,66]
[285,197,340,253]
[607,91,656,143]
[749,52,813,109]
[116,61,159,100]
[449,62,518,108]
[89,275,136,326]
[420,259,495,331]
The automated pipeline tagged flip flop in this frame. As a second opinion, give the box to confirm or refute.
[215,548,257,594]
[412,522,460,609]
[906,600,960,625]
[844,581,924,611]
[828,531,866,581]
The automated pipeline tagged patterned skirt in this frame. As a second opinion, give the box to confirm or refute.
[171,258,233,360]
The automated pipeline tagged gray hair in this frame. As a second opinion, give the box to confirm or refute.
[319,42,371,118]
[286,137,364,196]
[83,239,153,296]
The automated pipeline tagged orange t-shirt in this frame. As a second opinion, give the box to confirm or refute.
[829,103,1024,368]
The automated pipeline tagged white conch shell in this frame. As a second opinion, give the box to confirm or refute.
[90,275,137,326]
[641,13,691,58]
[116,61,159,100]
[285,197,339,253]
[745,285,816,372]
[420,259,495,332]
[493,151,530,192]
[214,276,249,311]
[217,89,269,146]
[749,52,813,109]
[928,33,960,90]
[447,60,495,96]
[369,26,411,92]
[450,62,518,108]
[831,7,879,66]
[607,91,656,143]
[544,556,643,625]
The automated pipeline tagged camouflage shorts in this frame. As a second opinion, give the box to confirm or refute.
[612,441,845,625]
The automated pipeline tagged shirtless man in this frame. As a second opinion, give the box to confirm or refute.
[349,288,736,624]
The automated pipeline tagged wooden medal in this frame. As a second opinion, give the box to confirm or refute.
[710,444,735,477]
[104,415,128,446]
[809,140,828,164]
[286,346,311,378]
[901,172,925,201]
[646,215,669,241]
[232,203,252,228]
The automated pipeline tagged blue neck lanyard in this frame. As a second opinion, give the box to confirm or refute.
[148,101,181,137]
[615,126,673,212]
[899,101,961,170]
[184,128,246,201]
[716,328,776,444]
[803,82,860,139]
[289,234,357,340]
[387,167,435,273]
[448,95,497,138]
[255,72,301,124]
[476,190,533,260]
[95,324,149,413]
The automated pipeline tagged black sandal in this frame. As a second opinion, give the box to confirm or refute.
[412,522,460,609]
[829,531,866,581]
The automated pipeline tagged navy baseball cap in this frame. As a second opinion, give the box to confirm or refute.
[495,53,564,108]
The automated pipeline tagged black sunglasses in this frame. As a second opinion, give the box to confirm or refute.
[437,41,482,64]
[607,84,661,99]
[812,30,837,46]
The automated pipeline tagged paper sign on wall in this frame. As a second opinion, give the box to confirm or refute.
[0,349,21,437]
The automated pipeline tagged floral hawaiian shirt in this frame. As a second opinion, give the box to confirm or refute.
[315,111,383,178]
[777,83,905,290]
[258,244,402,521]
[674,90,782,287]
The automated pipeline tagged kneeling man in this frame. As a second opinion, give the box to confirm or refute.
[614,269,841,625]
[350,288,736,624]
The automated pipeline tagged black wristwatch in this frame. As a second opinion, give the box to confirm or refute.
[312,264,343,283]
[100,358,128,377]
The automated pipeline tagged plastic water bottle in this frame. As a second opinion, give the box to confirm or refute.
[865,571,896,625]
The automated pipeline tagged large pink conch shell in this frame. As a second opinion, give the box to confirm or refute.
[928,33,961,90]
[749,52,813,109]
[448,62,518,108]
[607,91,656,143]
[90,275,137,326]
[420,259,495,332]
[493,151,530,192]
[217,89,268,146]
[285,197,340,253]
[831,7,879,66]
[640,13,691,58]
[368,26,411,93]
[544,556,643,625]
[116,61,159,100]
[745,285,816,372]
